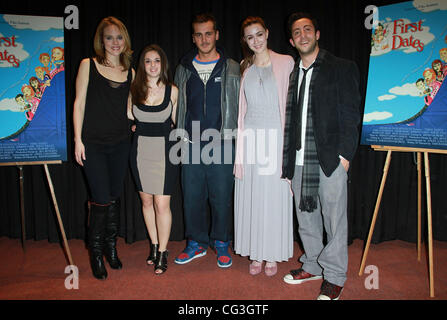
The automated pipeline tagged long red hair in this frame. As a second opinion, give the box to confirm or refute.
[240,16,268,76]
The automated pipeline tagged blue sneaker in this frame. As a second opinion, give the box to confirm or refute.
[174,240,207,264]
[214,240,232,268]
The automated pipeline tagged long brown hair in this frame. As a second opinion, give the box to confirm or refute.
[131,44,171,105]
[93,16,133,70]
[240,16,268,75]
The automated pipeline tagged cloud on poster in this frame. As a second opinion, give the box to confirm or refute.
[378,94,397,101]
[389,82,420,97]
[413,0,447,12]
[3,14,62,31]
[363,111,393,122]
[376,83,419,103]
[50,37,64,43]
[0,97,22,112]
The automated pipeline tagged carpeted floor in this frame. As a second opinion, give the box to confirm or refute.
[0,237,446,301]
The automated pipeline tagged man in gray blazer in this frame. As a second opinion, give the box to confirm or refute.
[281,12,361,300]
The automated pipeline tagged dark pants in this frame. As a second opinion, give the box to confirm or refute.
[83,139,131,205]
[181,140,234,248]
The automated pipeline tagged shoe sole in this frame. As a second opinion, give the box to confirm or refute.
[317,295,340,300]
[217,261,232,268]
[174,251,207,264]
[317,289,343,300]
[283,274,322,284]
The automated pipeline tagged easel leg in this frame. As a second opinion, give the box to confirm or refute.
[18,165,26,250]
[423,152,434,298]
[359,150,392,275]
[417,152,421,261]
[43,164,74,266]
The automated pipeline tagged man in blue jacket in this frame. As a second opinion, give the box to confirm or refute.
[174,13,240,268]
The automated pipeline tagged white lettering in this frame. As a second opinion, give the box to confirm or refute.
[64,5,79,30]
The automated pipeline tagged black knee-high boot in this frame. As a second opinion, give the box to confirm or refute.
[104,199,123,269]
[88,202,108,280]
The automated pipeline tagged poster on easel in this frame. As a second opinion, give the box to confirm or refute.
[0,14,66,163]
[360,0,447,150]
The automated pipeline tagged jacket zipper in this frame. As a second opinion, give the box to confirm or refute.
[203,81,207,117]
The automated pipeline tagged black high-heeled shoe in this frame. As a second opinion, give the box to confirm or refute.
[154,250,168,275]
[146,243,159,265]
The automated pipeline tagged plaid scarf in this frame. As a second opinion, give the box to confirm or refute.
[282,50,326,212]
[300,87,319,212]
[297,64,319,213]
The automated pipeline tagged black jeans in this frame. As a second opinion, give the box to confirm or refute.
[83,139,131,205]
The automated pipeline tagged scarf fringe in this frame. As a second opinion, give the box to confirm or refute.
[299,196,318,213]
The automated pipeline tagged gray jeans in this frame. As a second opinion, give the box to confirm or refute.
[291,163,348,287]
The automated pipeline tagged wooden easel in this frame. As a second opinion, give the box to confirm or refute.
[0,161,74,266]
[358,145,447,298]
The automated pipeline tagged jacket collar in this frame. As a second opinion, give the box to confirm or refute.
[295,48,327,71]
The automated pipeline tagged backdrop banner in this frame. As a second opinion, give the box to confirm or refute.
[0,14,66,163]
[361,0,447,150]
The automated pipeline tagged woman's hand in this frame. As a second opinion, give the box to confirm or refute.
[74,140,86,166]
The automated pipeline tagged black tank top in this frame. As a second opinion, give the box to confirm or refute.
[82,58,132,145]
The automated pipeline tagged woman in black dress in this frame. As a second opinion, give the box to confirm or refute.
[129,44,178,275]
[73,16,134,280]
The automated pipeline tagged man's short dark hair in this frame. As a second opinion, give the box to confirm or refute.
[287,12,319,37]
[192,13,217,31]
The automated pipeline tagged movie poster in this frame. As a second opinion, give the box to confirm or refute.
[361,0,447,150]
[0,14,66,163]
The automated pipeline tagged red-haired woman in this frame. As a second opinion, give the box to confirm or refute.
[234,16,294,277]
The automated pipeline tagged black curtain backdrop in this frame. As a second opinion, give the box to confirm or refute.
[1,0,446,246]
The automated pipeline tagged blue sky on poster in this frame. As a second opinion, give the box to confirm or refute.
[363,0,447,124]
[0,14,63,138]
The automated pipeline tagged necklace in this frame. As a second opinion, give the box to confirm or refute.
[255,64,271,86]
[254,53,271,67]
[254,55,271,86]
[256,59,270,67]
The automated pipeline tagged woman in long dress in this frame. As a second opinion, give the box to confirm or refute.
[129,44,178,275]
[234,16,295,276]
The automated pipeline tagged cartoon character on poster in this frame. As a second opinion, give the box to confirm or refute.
[371,22,391,52]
